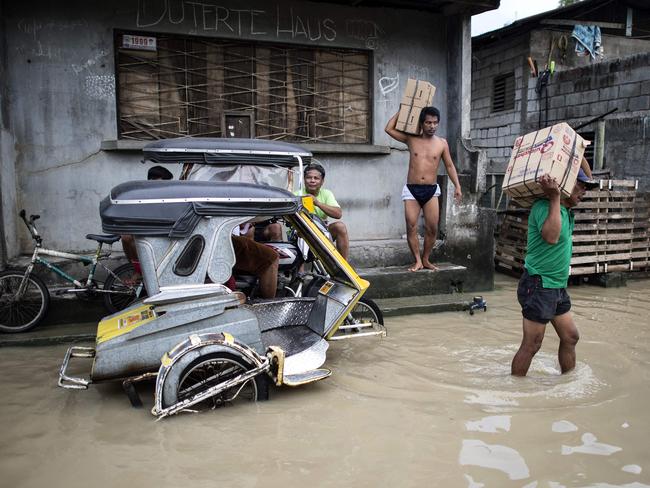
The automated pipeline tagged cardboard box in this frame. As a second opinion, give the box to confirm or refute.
[396,78,436,134]
[502,122,589,207]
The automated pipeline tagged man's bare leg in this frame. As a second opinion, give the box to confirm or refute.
[328,221,349,260]
[404,200,423,271]
[421,197,440,270]
[263,222,283,241]
[511,318,546,376]
[551,312,580,373]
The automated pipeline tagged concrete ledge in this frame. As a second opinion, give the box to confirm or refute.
[101,139,391,155]
[360,263,468,299]
[377,293,475,317]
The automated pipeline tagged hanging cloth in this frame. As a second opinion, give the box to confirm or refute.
[571,25,602,58]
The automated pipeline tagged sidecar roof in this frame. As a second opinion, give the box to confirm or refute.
[143,137,312,167]
[100,180,300,237]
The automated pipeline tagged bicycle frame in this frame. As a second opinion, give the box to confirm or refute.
[16,211,137,300]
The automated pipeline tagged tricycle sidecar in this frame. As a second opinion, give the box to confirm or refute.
[59,178,382,418]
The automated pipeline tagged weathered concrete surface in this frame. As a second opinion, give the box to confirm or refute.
[1,0,459,255]
[360,263,468,299]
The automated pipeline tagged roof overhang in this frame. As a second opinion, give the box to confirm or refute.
[308,0,500,17]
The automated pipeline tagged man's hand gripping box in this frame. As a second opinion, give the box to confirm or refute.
[502,123,589,207]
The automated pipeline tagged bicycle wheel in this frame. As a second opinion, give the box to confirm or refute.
[0,270,50,333]
[103,263,146,314]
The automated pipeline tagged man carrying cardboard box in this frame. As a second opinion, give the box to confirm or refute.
[511,169,598,377]
[385,106,462,272]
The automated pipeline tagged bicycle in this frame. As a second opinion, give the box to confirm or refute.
[0,210,145,333]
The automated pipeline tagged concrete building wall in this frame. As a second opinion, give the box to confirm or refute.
[471,29,650,186]
[1,0,467,257]
[470,33,529,174]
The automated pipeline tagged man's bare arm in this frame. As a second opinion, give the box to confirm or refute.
[539,175,562,244]
[315,199,343,220]
[385,112,408,144]
[441,140,463,204]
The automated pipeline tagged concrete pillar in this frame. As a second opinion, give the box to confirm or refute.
[0,2,8,268]
[0,1,18,266]
[446,14,486,195]
[446,13,472,163]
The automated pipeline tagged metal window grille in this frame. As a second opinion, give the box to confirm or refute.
[116,32,370,143]
[491,73,515,113]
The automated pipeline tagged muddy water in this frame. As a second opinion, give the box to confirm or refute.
[1,276,650,488]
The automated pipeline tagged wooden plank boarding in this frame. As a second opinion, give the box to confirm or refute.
[495,181,650,277]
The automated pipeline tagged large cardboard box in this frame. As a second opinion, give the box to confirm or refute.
[502,123,589,207]
[396,78,436,134]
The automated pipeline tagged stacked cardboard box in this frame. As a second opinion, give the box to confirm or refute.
[395,78,436,134]
[502,122,589,207]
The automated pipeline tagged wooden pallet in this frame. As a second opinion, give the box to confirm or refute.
[494,180,650,277]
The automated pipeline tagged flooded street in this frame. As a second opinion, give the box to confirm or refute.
[1,275,650,488]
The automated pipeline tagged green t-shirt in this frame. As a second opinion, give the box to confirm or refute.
[524,199,574,288]
[295,188,340,221]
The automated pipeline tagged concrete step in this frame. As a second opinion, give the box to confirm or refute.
[348,238,443,268]
[359,262,468,299]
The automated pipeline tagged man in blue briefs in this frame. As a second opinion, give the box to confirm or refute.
[385,106,462,271]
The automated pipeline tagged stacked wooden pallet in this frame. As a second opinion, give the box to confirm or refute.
[495,180,650,277]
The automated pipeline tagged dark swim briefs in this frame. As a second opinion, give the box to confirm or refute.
[403,184,441,207]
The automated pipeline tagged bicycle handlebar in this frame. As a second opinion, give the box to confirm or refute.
[19,209,42,243]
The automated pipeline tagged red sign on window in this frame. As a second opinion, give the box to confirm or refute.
[122,35,157,52]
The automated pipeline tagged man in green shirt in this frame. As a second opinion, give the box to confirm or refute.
[511,169,598,376]
[296,163,349,259]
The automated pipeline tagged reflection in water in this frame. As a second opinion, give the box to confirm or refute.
[553,420,579,433]
[562,433,622,456]
[466,415,511,433]
[460,439,529,480]
[1,276,650,487]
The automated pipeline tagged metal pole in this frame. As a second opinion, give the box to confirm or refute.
[595,119,606,171]
[626,8,633,37]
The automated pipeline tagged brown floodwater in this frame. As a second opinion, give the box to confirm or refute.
[1,275,649,488]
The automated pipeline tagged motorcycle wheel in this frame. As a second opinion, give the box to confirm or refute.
[345,297,384,327]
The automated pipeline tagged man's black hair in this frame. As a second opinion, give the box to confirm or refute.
[419,106,441,126]
[147,165,173,180]
[304,163,325,178]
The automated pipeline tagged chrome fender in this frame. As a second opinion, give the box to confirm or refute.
[152,332,268,418]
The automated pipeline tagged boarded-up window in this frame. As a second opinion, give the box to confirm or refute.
[116,32,370,143]
[492,73,515,113]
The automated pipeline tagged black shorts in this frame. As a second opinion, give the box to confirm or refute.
[517,271,571,324]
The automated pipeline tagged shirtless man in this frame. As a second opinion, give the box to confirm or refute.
[385,106,462,271]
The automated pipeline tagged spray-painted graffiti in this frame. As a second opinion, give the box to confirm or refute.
[345,19,384,49]
[378,73,399,96]
[136,0,337,42]
[275,6,336,41]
